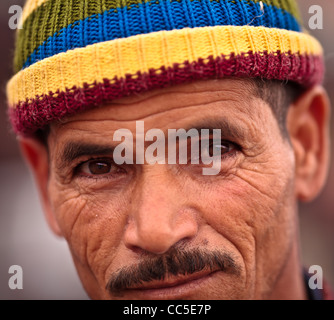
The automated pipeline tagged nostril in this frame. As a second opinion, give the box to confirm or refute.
[136,229,177,255]
[124,219,199,255]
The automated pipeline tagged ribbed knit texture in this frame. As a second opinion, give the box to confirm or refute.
[15,0,302,72]
[7,0,324,136]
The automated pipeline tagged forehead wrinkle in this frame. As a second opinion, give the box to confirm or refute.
[58,81,256,125]
[109,78,255,105]
[110,87,248,108]
[49,100,266,157]
[54,96,252,131]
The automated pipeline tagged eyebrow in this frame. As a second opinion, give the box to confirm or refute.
[58,142,115,170]
[185,119,246,141]
[57,118,246,168]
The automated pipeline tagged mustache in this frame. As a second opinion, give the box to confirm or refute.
[106,248,240,295]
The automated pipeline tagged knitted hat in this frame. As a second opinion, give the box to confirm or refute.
[7,0,324,136]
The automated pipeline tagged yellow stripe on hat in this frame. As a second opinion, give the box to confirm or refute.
[7,25,323,107]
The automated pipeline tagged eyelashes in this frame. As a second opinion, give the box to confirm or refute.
[73,157,125,179]
[72,140,241,180]
[77,159,118,175]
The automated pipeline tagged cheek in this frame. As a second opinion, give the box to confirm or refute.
[193,168,295,247]
[194,151,296,294]
[48,181,130,281]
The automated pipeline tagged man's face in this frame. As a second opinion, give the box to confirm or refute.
[46,78,298,299]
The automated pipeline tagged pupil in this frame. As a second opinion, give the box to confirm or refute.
[89,161,111,174]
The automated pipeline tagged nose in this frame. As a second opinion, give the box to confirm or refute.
[124,168,198,254]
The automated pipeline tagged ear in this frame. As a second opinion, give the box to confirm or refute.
[18,137,62,236]
[287,85,331,202]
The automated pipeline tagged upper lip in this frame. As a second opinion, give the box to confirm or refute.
[124,268,217,291]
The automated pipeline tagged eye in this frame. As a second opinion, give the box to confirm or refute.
[76,159,118,176]
[200,140,238,160]
[208,141,236,157]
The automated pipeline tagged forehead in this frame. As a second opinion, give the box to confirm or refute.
[51,78,263,130]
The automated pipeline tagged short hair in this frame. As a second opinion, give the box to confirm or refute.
[251,79,305,137]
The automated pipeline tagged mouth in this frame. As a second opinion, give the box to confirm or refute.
[115,269,219,299]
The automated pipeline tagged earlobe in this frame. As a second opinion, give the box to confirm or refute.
[287,85,330,202]
[18,137,62,236]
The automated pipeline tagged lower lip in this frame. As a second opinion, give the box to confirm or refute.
[120,271,218,299]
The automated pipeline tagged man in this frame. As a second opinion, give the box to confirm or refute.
[6,0,332,299]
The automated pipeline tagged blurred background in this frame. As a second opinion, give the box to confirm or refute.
[0,0,333,299]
